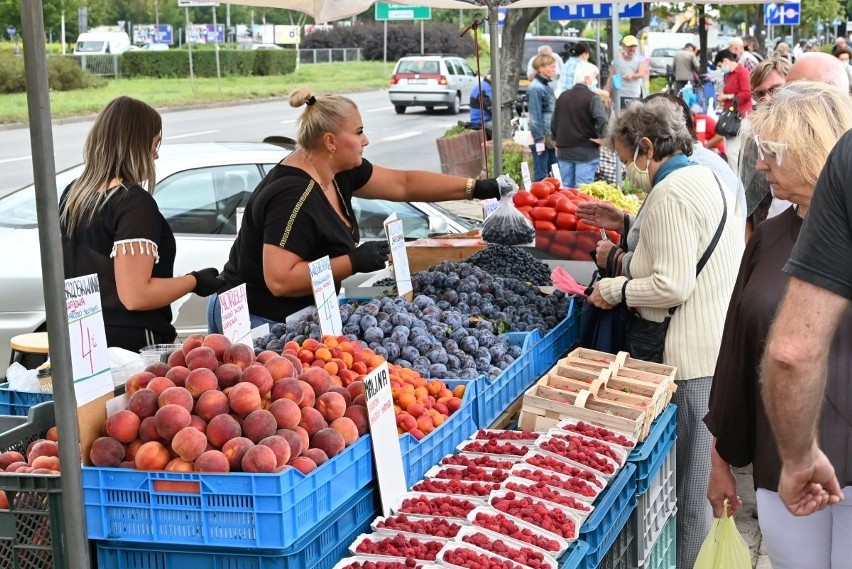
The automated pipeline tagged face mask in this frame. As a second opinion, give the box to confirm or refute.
[626,147,652,192]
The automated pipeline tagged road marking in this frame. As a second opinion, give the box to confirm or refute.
[0,155,32,164]
[366,106,394,113]
[281,119,297,124]
[168,130,219,140]
[383,131,422,142]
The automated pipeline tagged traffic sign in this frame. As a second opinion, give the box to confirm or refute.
[178,0,220,7]
[498,6,507,27]
[764,2,800,25]
[375,2,431,21]
[549,4,644,21]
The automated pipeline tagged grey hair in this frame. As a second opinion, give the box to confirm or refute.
[608,97,693,160]
[288,87,358,150]
[573,61,599,85]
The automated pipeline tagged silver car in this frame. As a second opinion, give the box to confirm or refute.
[388,55,478,115]
[0,142,477,365]
[648,47,678,78]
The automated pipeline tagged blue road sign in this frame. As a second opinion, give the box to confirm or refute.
[764,2,800,25]
[498,6,507,27]
[549,3,643,21]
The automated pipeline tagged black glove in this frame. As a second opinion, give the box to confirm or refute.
[474,174,519,199]
[189,268,224,297]
[349,241,390,274]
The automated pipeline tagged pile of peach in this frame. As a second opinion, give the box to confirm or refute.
[0,427,61,508]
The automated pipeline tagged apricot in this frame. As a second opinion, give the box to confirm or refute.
[416,415,434,435]
[298,407,328,438]
[154,404,192,440]
[276,428,304,458]
[298,381,316,409]
[221,437,254,471]
[269,398,302,430]
[167,349,187,368]
[223,343,256,370]
[125,371,155,396]
[302,448,329,466]
[241,444,278,473]
[290,456,316,475]
[396,412,417,433]
[446,397,463,413]
[206,414,242,448]
[241,364,274,397]
[164,366,190,388]
[134,441,171,471]
[265,356,297,381]
[182,333,205,356]
[195,450,230,472]
[242,409,278,444]
[214,363,243,390]
[311,428,345,459]
[158,386,194,412]
[105,410,141,444]
[185,346,218,371]
[314,347,332,362]
[185,368,218,399]
[89,437,125,467]
[452,385,466,399]
[330,417,359,446]
[343,405,370,437]
[171,427,208,461]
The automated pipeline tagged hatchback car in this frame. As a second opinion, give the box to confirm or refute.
[648,47,678,77]
[520,36,609,93]
[388,55,478,114]
[0,142,478,365]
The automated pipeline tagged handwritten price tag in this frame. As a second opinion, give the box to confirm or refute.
[384,218,412,299]
[364,362,407,514]
[309,256,342,336]
[219,283,252,347]
[520,162,532,190]
[481,198,499,219]
[65,274,113,406]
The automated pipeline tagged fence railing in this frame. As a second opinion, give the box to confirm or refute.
[66,54,122,77]
[298,48,362,64]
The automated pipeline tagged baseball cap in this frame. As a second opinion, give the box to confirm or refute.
[622,35,639,47]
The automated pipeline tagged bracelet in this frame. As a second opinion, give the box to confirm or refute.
[464,178,475,200]
[621,279,629,304]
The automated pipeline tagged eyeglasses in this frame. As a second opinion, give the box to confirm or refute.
[754,134,786,166]
[754,84,783,100]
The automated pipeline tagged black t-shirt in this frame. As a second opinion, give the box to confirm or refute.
[785,130,852,299]
[221,160,373,322]
[60,183,177,339]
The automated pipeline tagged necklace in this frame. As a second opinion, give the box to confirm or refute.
[300,149,335,190]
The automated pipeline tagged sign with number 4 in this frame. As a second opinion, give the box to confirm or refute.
[65,274,113,406]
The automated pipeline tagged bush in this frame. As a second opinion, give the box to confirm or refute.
[120,49,296,78]
[0,53,25,93]
[0,53,104,93]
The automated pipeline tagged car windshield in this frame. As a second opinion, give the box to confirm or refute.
[76,41,105,53]
[652,48,678,57]
[0,165,83,228]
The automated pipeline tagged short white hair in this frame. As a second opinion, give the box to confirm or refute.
[574,61,600,85]
[538,45,553,55]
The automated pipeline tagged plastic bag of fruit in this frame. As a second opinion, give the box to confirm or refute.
[481,177,535,246]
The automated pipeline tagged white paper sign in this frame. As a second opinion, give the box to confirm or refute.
[384,218,412,298]
[520,162,532,190]
[481,198,499,219]
[219,283,252,347]
[551,163,562,186]
[364,362,407,515]
[65,274,113,406]
[309,255,342,336]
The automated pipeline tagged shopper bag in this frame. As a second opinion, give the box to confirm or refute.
[579,271,630,353]
[481,187,536,246]
[715,99,741,137]
[693,501,751,569]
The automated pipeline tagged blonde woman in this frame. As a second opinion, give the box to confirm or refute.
[209,88,511,330]
[705,82,852,569]
[60,96,223,352]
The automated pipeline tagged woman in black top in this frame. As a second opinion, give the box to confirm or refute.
[60,96,223,352]
[211,88,509,328]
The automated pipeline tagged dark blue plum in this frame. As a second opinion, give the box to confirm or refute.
[266,339,284,351]
[460,336,480,354]
[390,325,410,345]
[426,348,448,365]
[378,319,393,335]
[428,363,448,378]
[446,354,461,371]
[412,335,432,354]
[270,322,287,337]
[413,365,431,378]
[343,322,361,337]
[364,326,384,344]
[443,339,459,352]
[450,328,469,343]
[359,314,378,333]
[395,359,413,369]
[401,345,420,363]
[382,339,401,362]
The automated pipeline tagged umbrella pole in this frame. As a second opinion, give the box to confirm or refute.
[488,3,502,175]
[20,1,91,568]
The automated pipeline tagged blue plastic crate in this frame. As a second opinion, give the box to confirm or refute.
[82,432,374,550]
[641,513,675,569]
[475,331,541,429]
[578,463,637,569]
[536,297,580,375]
[95,485,379,569]
[591,511,637,569]
[559,540,590,569]
[400,379,478,486]
[628,404,677,496]
[0,382,52,416]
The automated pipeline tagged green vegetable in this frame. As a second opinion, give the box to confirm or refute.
[578,181,642,215]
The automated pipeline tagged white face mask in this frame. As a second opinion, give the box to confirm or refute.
[626,147,652,192]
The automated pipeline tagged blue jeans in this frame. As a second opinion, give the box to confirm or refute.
[530,145,557,181]
[558,158,600,189]
[206,293,279,334]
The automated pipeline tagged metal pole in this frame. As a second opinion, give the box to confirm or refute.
[383,20,387,71]
[612,2,622,186]
[488,3,502,175]
[226,2,231,46]
[20,2,90,569]
[421,20,424,54]
[61,11,65,54]
[155,0,160,30]
[213,7,222,92]
[186,8,195,90]
[595,20,601,87]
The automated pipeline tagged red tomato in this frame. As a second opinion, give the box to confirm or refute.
[576,221,599,233]
[535,234,553,250]
[512,191,537,208]
[543,177,562,191]
[529,181,552,199]
[530,207,557,222]
[535,199,549,208]
[555,213,578,231]
[577,193,597,202]
[607,231,621,243]
[555,199,578,214]
[516,205,533,214]
[549,243,575,259]
[545,194,565,208]
[534,221,557,232]
[520,211,533,221]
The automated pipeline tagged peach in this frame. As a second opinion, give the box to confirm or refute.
[223,343,256,370]
[185,346,218,371]
[182,333,205,356]
[221,437,254,471]
[145,362,171,377]
[46,426,58,442]
[269,398,302,430]
[446,397,463,413]
[259,435,291,470]
[290,456,317,474]
[329,386,352,406]
[0,451,25,470]
[338,368,359,387]
[298,381,316,408]
[185,368,218,399]
[298,350,314,365]
[352,394,366,407]
[343,405,369,437]
[256,350,279,365]
[195,450,231,472]
[124,439,143,462]
[396,412,417,432]
[298,407,327,438]
[31,455,60,471]
[189,415,207,433]
[195,390,230,421]
[242,409,278,444]
[27,440,58,462]
[201,334,231,361]
[406,403,426,418]
[315,391,346,423]
[302,448,328,467]
[214,363,243,390]
[276,429,304,458]
[165,458,195,472]
[241,364,274,397]
[125,371,155,396]
[4,461,29,473]
[311,428,345,459]
[158,386,194,412]
[106,410,141,444]
[0,492,8,509]
[416,415,434,435]
[409,429,426,441]
[147,377,177,396]
[271,378,304,405]
[264,356,296,381]
[167,349,187,368]
[280,353,304,376]
[171,427,208,461]
[165,366,191,388]
[290,425,310,453]
[134,441,171,471]
[228,382,262,416]
[330,417,359,446]
[241,444,278,473]
[302,338,320,351]
[154,404,192,440]
[139,416,163,443]
[206,414,242,448]
[128,389,159,419]
[89,437,125,467]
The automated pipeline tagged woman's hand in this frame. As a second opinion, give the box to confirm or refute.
[708,445,743,518]
[595,240,618,269]
[576,201,623,231]
[349,241,391,274]
[587,282,614,309]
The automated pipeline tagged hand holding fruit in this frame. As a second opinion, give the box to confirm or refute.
[575,201,623,231]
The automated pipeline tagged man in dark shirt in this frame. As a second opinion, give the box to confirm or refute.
[760,128,852,516]
[469,72,492,140]
[672,43,699,93]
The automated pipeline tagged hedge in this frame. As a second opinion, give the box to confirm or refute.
[0,53,106,94]
[120,49,296,78]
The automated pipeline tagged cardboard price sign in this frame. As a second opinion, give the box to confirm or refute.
[219,283,252,347]
[364,362,407,515]
[309,255,342,336]
[384,218,412,299]
[65,274,113,406]
[520,161,532,190]
[481,198,499,219]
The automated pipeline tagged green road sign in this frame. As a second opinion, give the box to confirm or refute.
[375,3,431,21]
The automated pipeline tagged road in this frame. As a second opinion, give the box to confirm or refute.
[0,90,467,197]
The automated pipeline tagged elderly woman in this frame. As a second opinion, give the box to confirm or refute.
[586,97,744,569]
[705,81,852,569]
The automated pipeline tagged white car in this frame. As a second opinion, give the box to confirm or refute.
[388,55,478,115]
[0,142,478,365]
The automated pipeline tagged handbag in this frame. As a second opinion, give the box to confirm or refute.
[579,271,630,353]
[622,174,728,363]
[715,98,741,137]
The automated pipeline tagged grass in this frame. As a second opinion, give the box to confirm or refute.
[0,61,392,125]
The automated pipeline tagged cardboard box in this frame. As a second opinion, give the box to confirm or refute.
[405,238,485,273]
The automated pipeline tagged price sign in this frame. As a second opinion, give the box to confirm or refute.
[364,362,407,514]
[481,198,499,219]
[219,283,252,347]
[551,163,562,185]
[384,218,412,299]
[309,255,342,336]
[520,162,532,190]
[65,274,113,406]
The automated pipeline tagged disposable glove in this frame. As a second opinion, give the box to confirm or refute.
[349,241,391,274]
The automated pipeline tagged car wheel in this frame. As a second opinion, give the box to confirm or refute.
[425,106,435,113]
[394,105,406,114]
[447,94,461,115]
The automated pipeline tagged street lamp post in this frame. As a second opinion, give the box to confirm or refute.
[155,0,160,30]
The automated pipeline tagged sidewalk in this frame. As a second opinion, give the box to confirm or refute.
[733,465,772,569]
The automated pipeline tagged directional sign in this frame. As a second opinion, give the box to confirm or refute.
[498,7,508,27]
[549,3,643,21]
[375,2,431,21]
[764,2,800,25]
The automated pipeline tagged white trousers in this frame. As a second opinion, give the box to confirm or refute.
[757,486,852,569]
[725,133,742,177]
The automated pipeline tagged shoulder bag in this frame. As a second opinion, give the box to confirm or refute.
[622,175,728,363]
[715,98,741,138]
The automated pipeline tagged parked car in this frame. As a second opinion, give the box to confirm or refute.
[238,43,283,50]
[388,54,478,114]
[0,142,478,366]
[648,47,679,78]
[520,36,609,93]
[141,43,170,51]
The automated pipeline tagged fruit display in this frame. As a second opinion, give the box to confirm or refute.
[488,491,578,540]
[456,527,557,569]
[351,532,447,561]
[468,507,564,554]
[457,440,531,457]
[578,181,641,214]
[396,494,482,518]
[334,557,422,569]
[440,453,520,469]
[556,420,636,449]
[0,430,61,476]
[502,478,592,514]
[520,451,605,489]
[412,478,501,496]
[373,514,464,538]
[545,430,628,465]
[463,245,552,286]
[536,435,619,475]
[509,465,602,500]
[425,464,509,484]
[439,542,527,569]
[473,429,539,442]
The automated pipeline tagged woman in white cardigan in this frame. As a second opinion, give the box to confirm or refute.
[585,97,744,569]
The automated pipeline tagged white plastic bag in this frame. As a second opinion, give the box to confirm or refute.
[481,190,535,246]
[6,361,42,393]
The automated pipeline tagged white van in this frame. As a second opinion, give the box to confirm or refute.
[73,31,131,55]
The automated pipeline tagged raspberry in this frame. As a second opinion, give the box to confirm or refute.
[441,454,517,469]
[471,512,561,552]
[398,495,478,518]
[356,534,445,560]
[431,466,510,484]
[474,430,539,442]
[460,440,530,456]
[560,422,635,448]
[376,515,463,538]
